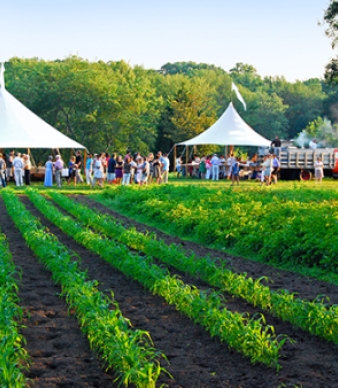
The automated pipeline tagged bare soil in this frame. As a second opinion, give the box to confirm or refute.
[1,194,338,388]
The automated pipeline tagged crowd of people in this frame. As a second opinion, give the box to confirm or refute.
[0,151,32,187]
[175,152,282,186]
[86,151,170,188]
[0,146,326,188]
[0,149,171,188]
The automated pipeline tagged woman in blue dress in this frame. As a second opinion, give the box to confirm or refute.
[44,156,54,187]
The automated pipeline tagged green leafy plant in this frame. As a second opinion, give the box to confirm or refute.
[26,188,286,369]
[0,230,29,387]
[49,190,338,344]
[2,190,168,388]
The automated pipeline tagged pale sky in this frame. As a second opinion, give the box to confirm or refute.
[2,0,336,82]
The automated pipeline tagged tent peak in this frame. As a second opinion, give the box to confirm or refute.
[176,101,271,147]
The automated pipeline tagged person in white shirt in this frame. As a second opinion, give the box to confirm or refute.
[309,139,317,149]
[219,155,226,179]
[175,156,182,178]
[314,156,324,183]
[228,154,236,179]
[210,154,220,181]
[161,153,170,184]
[13,153,24,186]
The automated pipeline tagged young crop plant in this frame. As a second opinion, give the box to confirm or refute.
[27,189,286,369]
[0,229,29,387]
[49,191,338,345]
[1,190,168,388]
[97,185,338,274]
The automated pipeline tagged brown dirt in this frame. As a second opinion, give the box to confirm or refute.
[1,194,338,387]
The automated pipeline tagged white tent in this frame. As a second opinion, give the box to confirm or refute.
[0,63,85,149]
[177,102,271,147]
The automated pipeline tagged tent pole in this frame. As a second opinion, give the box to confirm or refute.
[84,149,87,176]
[27,148,36,167]
[173,145,176,174]
[186,145,189,178]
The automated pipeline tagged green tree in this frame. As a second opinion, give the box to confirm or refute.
[323,0,338,48]
[6,57,161,155]
[243,90,289,140]
[270,79,326,139]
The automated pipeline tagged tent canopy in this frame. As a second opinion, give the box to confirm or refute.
[0,63,85,149]
[177,102,271,147]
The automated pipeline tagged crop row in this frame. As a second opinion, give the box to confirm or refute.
[0,227,28,388]
[1,190,167,388]
[96,185,338,272]
[26,188,286,369]
[48,191,338,345]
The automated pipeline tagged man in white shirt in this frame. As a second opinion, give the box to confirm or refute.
[13,153,24,186]
[161,153,170,184]
[309,139,317,149]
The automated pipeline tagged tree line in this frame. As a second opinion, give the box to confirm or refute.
[4,55,338,156]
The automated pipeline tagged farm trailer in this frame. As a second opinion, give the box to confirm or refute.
[276,148,338,180]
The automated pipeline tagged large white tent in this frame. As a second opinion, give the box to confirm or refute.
[177,102,271,147]
[0,63,85,149]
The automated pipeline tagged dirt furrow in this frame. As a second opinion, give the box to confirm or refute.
[0,197,116,388]
[78,194,338,304]
[18,195,338,387]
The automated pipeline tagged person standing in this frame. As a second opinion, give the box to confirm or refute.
[231,157,240,186]
[124,150,131,163]
[271,154,280,184]
[122,156,132,185]
[115,155,124,185]
[13,153,24,187]
[85,153,93,185]
[199,156,206,179]
[44,156,54,187]
[270,135,282,155]
[0,154,6,188]
[147,153,154,184]
[75,150,84,183]
[107,153,116,184]
[314,156,324,183]
[23,154,32,186]
[54,155,64,188]
[205,156,212,179]
[262,155,272,186]
[161,153,170,184]
[92,154,104,187]
[309,138,317,149]
[6,150,14,183]
[130,156,138,184]
[176,156,182,178]
[219,155,226,179]
[227,154,235,179]
[211,154,220,181]
[153,154,162,184]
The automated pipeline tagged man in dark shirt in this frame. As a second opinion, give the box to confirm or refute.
[271,135,281,148]
[6,150,14,182]
[107,153,117,184]
[270,136,281,156]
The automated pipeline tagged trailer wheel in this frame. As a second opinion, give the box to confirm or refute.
[300,170,312,181]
